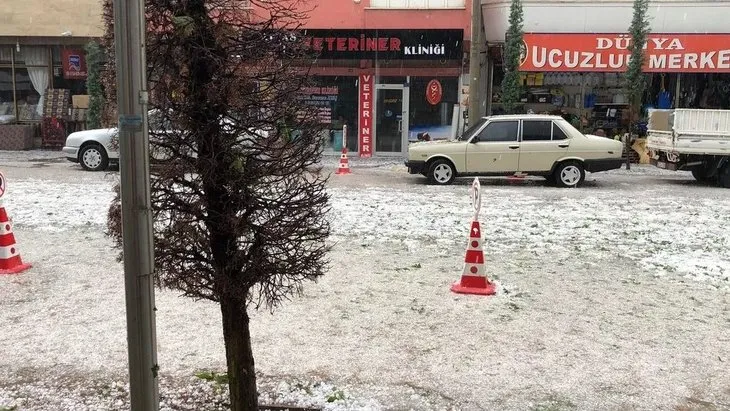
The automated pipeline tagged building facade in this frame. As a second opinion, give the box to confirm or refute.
[480,0,730,136]
[0,0,102,149]
[300,0,474,156]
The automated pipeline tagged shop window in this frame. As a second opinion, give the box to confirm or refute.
[14,68,42,121]
[475,121,518,143]
[0,47,11,65]
[370,0,464,8]
[0,68,15,123]
[522,120,552,141]
[408,76,458,141]
[14,46,49,67]
[52,72,87,95]
[304,76,359,152]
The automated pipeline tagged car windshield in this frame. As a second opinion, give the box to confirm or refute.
[457,117,488,141]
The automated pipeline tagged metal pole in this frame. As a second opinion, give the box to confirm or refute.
[113,0,159,409]
[468,0,483,126]
[342,124,347,150]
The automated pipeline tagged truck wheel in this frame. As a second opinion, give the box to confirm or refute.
[691,167,713,183]
[719,164,730,188]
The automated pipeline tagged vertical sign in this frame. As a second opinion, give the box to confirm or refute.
[358,74,373,157]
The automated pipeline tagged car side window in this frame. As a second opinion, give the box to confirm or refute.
[552,122,568,140]
[474,121,518,143]
[522,120,553,141]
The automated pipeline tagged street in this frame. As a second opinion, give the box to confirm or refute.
[1,150,729,410]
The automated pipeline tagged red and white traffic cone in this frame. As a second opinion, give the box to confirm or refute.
[0,203,31,275]
[335,147,352,175]
[450,219,496,296]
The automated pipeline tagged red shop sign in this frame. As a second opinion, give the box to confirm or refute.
[425,79,443,105]
[520,33,730,73]
[61,49,88,79]
[358,74,373,158]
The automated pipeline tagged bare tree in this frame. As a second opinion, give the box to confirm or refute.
[105,1,331,410]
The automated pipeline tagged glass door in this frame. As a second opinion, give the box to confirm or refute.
[374,84,409,156]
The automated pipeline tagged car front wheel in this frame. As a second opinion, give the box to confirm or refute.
[79,144,109,171]
[427,159,456,185]
[554,161,585,188]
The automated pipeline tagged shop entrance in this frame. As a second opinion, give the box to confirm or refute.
[374,84,410,156]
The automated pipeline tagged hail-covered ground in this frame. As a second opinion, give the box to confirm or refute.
[1,151,728,410]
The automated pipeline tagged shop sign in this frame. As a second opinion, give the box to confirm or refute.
[425,79,443,105]
[302,29,463,61]
[520,33,730,73]
[358,74,373,157]
[61,49,87,79]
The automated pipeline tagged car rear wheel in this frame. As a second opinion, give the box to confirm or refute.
[79,144,109,172]
[554,161,585,188]
[719,163,730,188]
[427,159,456,185]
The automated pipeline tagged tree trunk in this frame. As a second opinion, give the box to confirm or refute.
[221,298,258,411]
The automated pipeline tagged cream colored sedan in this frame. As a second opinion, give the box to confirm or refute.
[405,115,624,187]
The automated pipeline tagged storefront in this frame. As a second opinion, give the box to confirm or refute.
[300,28,468,157]
[481,0,730,137]
[487,33,730,137]
[0,41,90,149]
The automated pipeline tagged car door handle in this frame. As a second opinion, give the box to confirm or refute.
[508,145,519,149]
[558,144,569,148]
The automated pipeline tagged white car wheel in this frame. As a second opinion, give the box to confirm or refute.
[428,160,456,185]
[554,162,585,188]
[79,144,109,172]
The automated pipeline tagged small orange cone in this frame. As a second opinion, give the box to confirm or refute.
[0,204,32,275]
[335,147,351,175]
[451,177,496,296]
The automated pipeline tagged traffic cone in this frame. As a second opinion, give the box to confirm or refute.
[335,147,351,175]
[450,220,496,296]
[0,203,32,275]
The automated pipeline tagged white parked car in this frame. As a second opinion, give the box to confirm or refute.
[62,127,118,171]
[63,111,278,171]
[63,110,180,171]
[405,115,625,187]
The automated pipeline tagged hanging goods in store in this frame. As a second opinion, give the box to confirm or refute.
[450,178,497,296]
[0,171,32,275]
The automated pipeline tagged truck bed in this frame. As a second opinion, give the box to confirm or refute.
[647,109,730,155]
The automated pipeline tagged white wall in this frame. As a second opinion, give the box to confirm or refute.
[482,0,730,42]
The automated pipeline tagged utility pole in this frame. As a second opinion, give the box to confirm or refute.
[113,0,159,409]
[468,0,483,126]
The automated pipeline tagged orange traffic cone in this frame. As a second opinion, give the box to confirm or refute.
[335,147,351,175]
[451,220,496,295]
[0,203,32,275]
